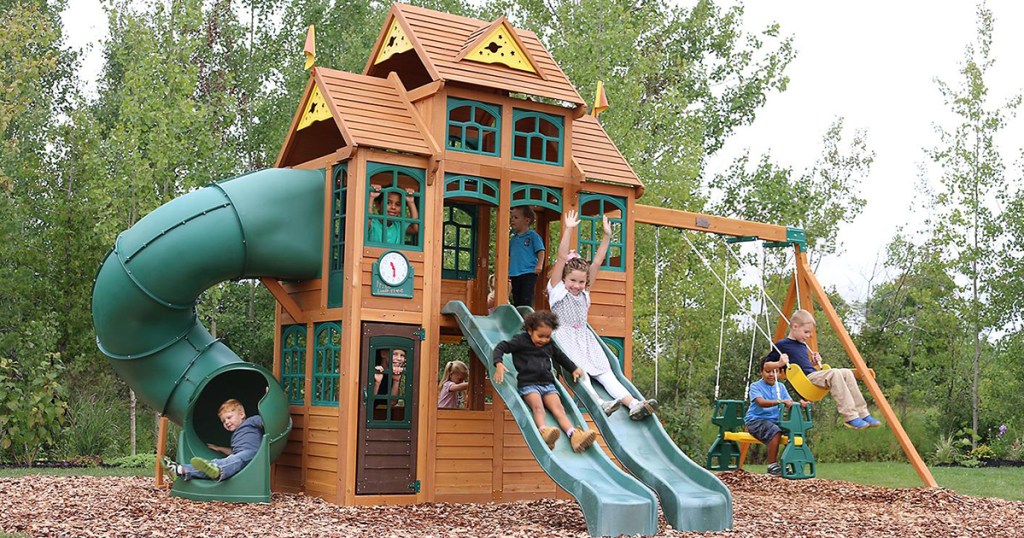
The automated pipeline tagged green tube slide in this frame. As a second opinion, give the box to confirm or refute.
[92,168,325,501]
[441,301,659,537]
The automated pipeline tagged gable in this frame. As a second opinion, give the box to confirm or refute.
[460,19,538,75]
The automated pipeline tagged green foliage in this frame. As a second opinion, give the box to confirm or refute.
[60,395,122,458]
[107,453,157,469]
[0,317,69,464]
[932,435,959,465]
[657,396,704,460]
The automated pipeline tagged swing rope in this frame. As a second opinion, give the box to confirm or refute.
[743,244,768,400]
[679,231,784,358]
[713,245,728,400]
[653,226,661,399]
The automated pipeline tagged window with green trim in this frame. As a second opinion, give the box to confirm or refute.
[447,98,500,156]
[328,165,347,308]
[365,163,424,250]
[600,336,626,371]
[280,325,307,405]
[366,336,414,429]
[444,174,499,205]
[512,109,563,165]
[312,322,341,406]
[511,183,562,212]
[442,204,477,280]
[578,193,627,271]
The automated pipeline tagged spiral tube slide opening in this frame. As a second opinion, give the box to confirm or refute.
[91,168,325,459]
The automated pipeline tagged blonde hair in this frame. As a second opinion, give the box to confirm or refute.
[439,360,469,390]
[218,398,245,417]
[790,309,816,327]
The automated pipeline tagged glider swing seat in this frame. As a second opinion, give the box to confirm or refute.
[707,399,816,479]
[678,234,816,478]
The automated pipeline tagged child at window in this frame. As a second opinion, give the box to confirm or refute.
[369,184,419,244]
[438,360,469,409]
[374,348,407,397]
[492,310,597,453]
[508,205,545,307]
[548,210,658,420]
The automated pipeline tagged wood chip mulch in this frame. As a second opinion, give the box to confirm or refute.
[2,471,1021,537]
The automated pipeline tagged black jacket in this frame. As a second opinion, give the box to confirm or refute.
[492,332,578,389]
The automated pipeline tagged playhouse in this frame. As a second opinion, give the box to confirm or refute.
[266,3,646,505]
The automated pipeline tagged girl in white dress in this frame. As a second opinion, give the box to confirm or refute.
[547,210,657,420]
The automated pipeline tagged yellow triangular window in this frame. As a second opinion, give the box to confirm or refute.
[374,18,414,65]
[466,23,536,73]
[297,85,332,131]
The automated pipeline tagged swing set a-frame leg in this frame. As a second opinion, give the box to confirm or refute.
[790,249,937,488]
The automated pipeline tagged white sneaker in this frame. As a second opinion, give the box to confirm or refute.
[600,399,622,417]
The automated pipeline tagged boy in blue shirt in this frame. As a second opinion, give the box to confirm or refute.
[163,399,264,481]
[762,309,881,430]
[745,356,805,476]
[508,206,545,307]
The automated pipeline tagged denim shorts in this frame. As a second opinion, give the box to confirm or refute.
[519,383,558,397]
[746,418,782,444]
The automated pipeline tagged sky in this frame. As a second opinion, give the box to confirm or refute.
[60,1,1024,304]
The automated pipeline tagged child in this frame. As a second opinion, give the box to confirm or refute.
[508,205,545,307]
[163,398,264,481]
[491,310,597,453]
[548,210,658,420]
[368,184,419,244]
[745,356,806,476]
[763,309,881,430]
[438,360,469,409]
[374,348,407,397]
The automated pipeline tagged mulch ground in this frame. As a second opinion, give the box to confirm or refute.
[2,471,1021,537]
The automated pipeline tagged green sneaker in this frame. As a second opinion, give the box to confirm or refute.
[190,456,221,480]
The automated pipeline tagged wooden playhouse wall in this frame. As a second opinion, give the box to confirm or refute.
[269,83,636,505]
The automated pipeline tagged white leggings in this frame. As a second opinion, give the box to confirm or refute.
[580,371,633,402]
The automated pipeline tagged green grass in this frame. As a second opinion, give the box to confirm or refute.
[741,462,1024,501]
[0,466,150,478]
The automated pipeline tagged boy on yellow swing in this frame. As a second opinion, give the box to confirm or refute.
[764,309,881,430]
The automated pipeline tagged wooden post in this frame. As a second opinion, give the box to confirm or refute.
[155,415,169,486]
[797,255,938,488]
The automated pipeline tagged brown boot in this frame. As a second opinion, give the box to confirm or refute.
[570,429,596,453]
[540,427,560,449]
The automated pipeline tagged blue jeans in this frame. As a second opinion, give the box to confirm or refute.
[182,449,256,481]
[519,383,558,397]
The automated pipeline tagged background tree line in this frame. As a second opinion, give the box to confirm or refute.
[2,0,1021,466]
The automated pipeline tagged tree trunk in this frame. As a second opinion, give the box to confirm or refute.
[129,388,137,456]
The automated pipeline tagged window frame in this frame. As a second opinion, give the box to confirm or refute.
[312,322,342,406]
[446,98,501,157]
[280,324,307,406]
[577,193,627,272]
[512,109,564,166]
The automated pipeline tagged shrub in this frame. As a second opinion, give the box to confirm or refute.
[61,395,121,458]
[107,453,157,469]
[967,444,996,462]
[1006,438,1024,462]
[932,435,959,465]
[0,318,69,464]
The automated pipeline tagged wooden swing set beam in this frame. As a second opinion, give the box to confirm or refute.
[633,205,790,242]
[632,205,937,488]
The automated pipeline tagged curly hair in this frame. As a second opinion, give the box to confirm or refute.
[562,256,592,282]
[523,310,559,332]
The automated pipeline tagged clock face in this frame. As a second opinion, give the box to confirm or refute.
[379,251,409,286]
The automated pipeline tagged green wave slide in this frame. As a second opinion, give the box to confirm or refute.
[568,325,733,531]
[92,168,325,502]
[442,301,733,533]
[442,301,658,537]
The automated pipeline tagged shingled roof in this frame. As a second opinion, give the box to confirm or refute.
[315,67,435,156]
[366,4,585,106]
[571,115,644,195]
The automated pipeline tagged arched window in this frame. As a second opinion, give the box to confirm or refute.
[280,325,307,406]
[365,163,424,250]
[447,99,500,156]
[312,322,341,406]
[578,193,627,271]
[512,109,563,165]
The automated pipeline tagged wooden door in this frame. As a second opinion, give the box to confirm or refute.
[356,323,420,495]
